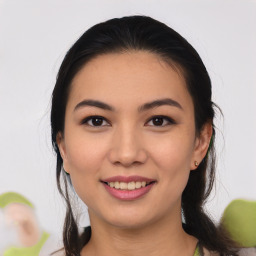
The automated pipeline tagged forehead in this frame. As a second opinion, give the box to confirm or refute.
[68,51,192,111]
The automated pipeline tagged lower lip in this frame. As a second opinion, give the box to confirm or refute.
[102,182,155,201]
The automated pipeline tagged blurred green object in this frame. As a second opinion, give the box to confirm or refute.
[221,199,256,247]
[193,245,200,256]
[3,232,49,256]
[0,191,50,256]
[0,192,33,209]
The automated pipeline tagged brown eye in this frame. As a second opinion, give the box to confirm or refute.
[152,117,164,126]
[81,116,110,127]
[146,116,175,127]
[91,117,104,126]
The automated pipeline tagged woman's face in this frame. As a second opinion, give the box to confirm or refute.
[58,51,210,229]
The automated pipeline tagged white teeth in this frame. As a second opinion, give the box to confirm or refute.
[114,181,120,189]
[127,181,135,190]
[120,182,128,190]
[107,181,151,190]
[135,181,142,189]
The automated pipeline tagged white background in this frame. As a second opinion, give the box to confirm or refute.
[0,0,255,239]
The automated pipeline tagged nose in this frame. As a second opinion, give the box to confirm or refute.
[107,124,148,167]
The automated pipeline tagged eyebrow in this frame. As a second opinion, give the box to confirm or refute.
[74,98,183,112]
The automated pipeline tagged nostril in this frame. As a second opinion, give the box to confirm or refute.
[107,144,148,167]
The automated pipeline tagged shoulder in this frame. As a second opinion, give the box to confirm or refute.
[236,248,256,256]
[202,247,220,256]
[202,247,256,256]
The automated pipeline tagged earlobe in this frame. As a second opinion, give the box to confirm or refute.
[190,122,213,170]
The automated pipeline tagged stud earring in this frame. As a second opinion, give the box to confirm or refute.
[194,161,199,167]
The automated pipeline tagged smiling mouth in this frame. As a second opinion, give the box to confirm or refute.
[102,181,156,191]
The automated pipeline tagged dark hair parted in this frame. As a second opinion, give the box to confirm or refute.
[51,16,237,256]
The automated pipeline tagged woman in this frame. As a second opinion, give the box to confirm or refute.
[50,16,238,256]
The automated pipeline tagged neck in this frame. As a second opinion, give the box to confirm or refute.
[81,207,197,256]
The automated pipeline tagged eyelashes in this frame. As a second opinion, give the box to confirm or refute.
[81,116,110,127]
[80,115,176,128]
[145,115,176,127]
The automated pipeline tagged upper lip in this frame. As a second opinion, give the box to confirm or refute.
[101,175,156,183]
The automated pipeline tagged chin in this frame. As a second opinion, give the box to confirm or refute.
[100,210,158,231]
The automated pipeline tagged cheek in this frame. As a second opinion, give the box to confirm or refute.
[64,133,110,202]
[147,131,195,196]
[65,133,108,174]
[148,131,195,171]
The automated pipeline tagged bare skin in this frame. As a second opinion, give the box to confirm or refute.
[81,207,198,256]
[57,51,212,256]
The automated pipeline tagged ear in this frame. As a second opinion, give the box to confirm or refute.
[56,132,69,173]
[56,132,67,160]
[190,122,213,170]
